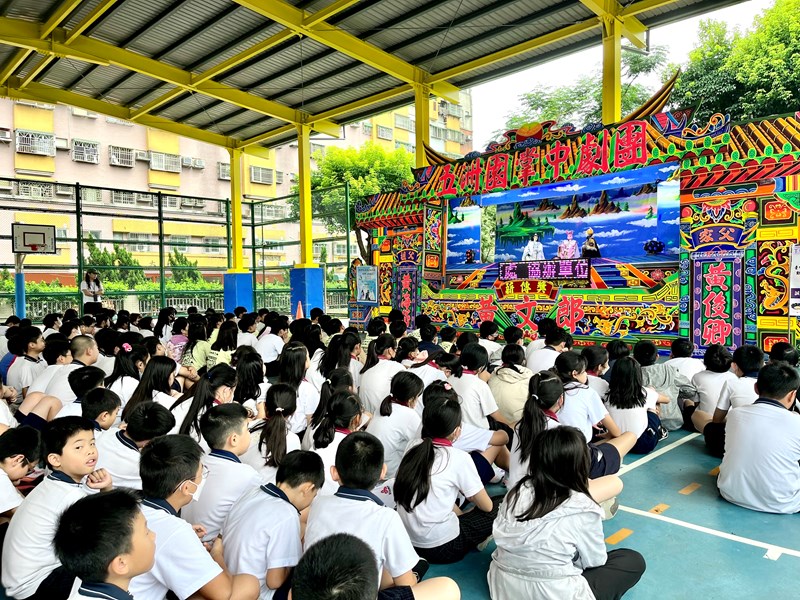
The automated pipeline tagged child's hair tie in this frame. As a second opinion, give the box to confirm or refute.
[275,407,284,413]
[121,343,132,352]
[530,393,539,400]
[443,382,452,391]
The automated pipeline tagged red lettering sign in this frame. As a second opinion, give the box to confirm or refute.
[575,132,609,176]
[613,120,648,168]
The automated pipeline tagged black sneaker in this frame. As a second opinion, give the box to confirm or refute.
[659,426,669,441]
[412,558,429,582]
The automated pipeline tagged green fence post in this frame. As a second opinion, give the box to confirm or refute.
[157,192,166,309]
[250,200,258,308]
[74,182,85,312]
[225,198,232,271]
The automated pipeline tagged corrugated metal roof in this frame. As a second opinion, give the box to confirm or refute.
[0,0,748,149]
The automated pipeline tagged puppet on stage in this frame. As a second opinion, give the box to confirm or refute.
[581,228,601,258]
[557,230,578,259]
[521,233,546,261]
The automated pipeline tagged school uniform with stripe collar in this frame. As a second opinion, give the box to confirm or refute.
[180,449,262,543]
[7,354,47,404]
[2,470,86,599]
[67,581,132,600]
[128,497,222,600]
[96,429,143,490]
[222,483,303,600]
[305,486,419,584]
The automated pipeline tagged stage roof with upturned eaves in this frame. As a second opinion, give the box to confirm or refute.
[0,0,746,154]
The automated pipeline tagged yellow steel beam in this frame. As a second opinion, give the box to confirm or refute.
[428,20,599,84]
[0,0,83,86]
[296,123,315,268]
[620,0,686,18]
[602,18,622,124]
[228,147,247,272]
[413,84,430,168]
[579,0,647,49]
[232,0,460,102]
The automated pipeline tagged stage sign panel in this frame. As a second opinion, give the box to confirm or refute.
[499,259,590,282]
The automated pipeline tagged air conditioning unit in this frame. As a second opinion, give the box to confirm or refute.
[136,193,152,203]
[181,156,193,168]
[0,180,13,190]
[135,150,150,161]
[180,197,195,207]
[192,158,205,169]
[194,198,206,208]
[55,137,69,150]
[0,129,10,142]
[56,184,73,196]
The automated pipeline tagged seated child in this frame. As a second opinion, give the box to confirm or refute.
[664,337,705,381]
[2,417,112,600]
[582,345,610,400]
[633,340,696,431]
[490,427,645,600]
[54,366,108,420]
[395,396,501,564]
[305,432,427,594]
[182,403,262,542]
[293,533,460,600]
[690,344,737,433]
[54,489,155,600]
[0,426,40,518]
[96,401,175,490]
[310,391,363,496]
[718,362,800,514]
[365,372,424,479]
[769,341,799,367]
[80,388,123,435]
[17,339,72,410]
[130,434,258,600]
[223,450,323,600]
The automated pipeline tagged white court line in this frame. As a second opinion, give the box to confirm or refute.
[618,433,700,475]
[618,505,800,561]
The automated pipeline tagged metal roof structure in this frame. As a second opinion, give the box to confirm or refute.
[0,0,745,155]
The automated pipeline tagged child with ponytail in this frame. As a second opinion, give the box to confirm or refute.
[169,363,237,448]
[395,395,501,564]
[242,383,300,484]
[231,346,270,419]
[278,341,321,435]
[448,343,510,430]
[303,368,354,450]
[310,390,363,495]
[490,427,644,600]
[358,333,406,414]
[365,371,423,478]
[105,343,149,408]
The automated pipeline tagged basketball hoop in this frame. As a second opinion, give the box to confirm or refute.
[29,245,38,252]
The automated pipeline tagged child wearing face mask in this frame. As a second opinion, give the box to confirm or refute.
[129,434,259,600]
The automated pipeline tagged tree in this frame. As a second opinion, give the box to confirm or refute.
[167,249,202,284]
[501,46,669,132]
[85,234,146,289]
[289,143,415,264]
[481,205,496,263]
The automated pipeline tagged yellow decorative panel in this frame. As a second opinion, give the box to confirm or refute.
[757,226,797,240]
[757,317,788,330]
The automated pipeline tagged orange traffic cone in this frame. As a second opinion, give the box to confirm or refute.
[295,301,304,320]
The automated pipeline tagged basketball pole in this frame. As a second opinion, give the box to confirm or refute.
[14,253,25,320]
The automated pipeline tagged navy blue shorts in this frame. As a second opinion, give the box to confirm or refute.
[588,442,621,478]
[378,586,414,600]
[16,411,47,431]
[470,450,494,484]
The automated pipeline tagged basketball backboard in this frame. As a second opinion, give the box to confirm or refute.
[12,223,57,254]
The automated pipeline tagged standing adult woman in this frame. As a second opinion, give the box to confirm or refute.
[80,269,104,315]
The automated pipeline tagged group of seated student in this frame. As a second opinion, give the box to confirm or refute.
[7,302,798,599]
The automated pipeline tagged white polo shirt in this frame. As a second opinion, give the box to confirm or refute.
[453,421,494,453]
[349,357,364,389]
[95,353,116,377]
[665,356,706,381]
[287,380,320,434]
[108,375,139,407]
[719,399,800,514]
[526,346,560,374]
[447,373,498,429]
[717,376,759,412]
[240,424,301,485]
[67,582,132,600]
[237,332,258,348]
[7,355,47,403]
[256,334,284,364]
[312,430,348,496]
[42,328,58,340]
[407,364,446,397]
[604,387,659,438]
[305,488,419,580]
[358,359,407,414]
[524,338,547,362]
[129,498,222,600]
[96,429,143,490]
[557,384,608,443]
[180,450,262,542]
[27,364,64,395]
[587,374,609,401]
[0,399,14,431]
[2,471,86,599]
[44,362,86,405]
[692,370,738,414]
[397,443,484,548]
[508,417,560,489]
[0,469,23,514]
[366,403,421,478]
[478,338,502,358]
[221,484,302,600]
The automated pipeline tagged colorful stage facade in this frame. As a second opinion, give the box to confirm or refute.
[352,110,800,355]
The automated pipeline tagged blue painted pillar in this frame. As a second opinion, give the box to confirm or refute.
[14,271,25,319]
[224,272,253,314]
[290,267,324,318]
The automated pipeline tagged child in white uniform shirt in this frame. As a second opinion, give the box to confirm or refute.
[105,343,149,409]
[43,335,100,405]
[477,321,502,358]
[664,337,706,381]
[490,427,644,600]
[224,451,322,600]
[237,315,260,349]
[242,384,302,485]
[582,345,610,401]
[278,343,321,435]
[526,327,568,373]
[302,368,354,450]
[182,404,262,542]
[255,318,287,364]
[120,355,179,422]
[0,427,40,517]
[305,432,428,595]
[2,417,113,600]
[690,344,737,433]
[366,372,423,479]
[97,401,175,490]
[358,334,407,414]
[54,367,110,419]
[395,396,501,564]
[129,434,258,600]
[22,339,72,403]
[54,489,156,600]
[445,344,509,430]
[232,348,270,419]
[6,326,47,405]
[310,391,363,496]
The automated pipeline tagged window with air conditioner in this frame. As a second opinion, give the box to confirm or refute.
[150,152,181,173]
[0,129,11,142]
[56,184,74,197]
[128,233,150,252]
[55,137,69,150]
[111,190,136,205]
[56,228,69,240]
[18,181,54,200]
[81,188,103,204]
[72,140,100,164]
[15,130,55,156]
[204,237,222,254]
[192,158,205,169]
[377,126,393,141]
[109,146,134,167]
[135,193,153,204]
[250,166,274,185]
[85,230,103,242]
[218,162,231,181]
